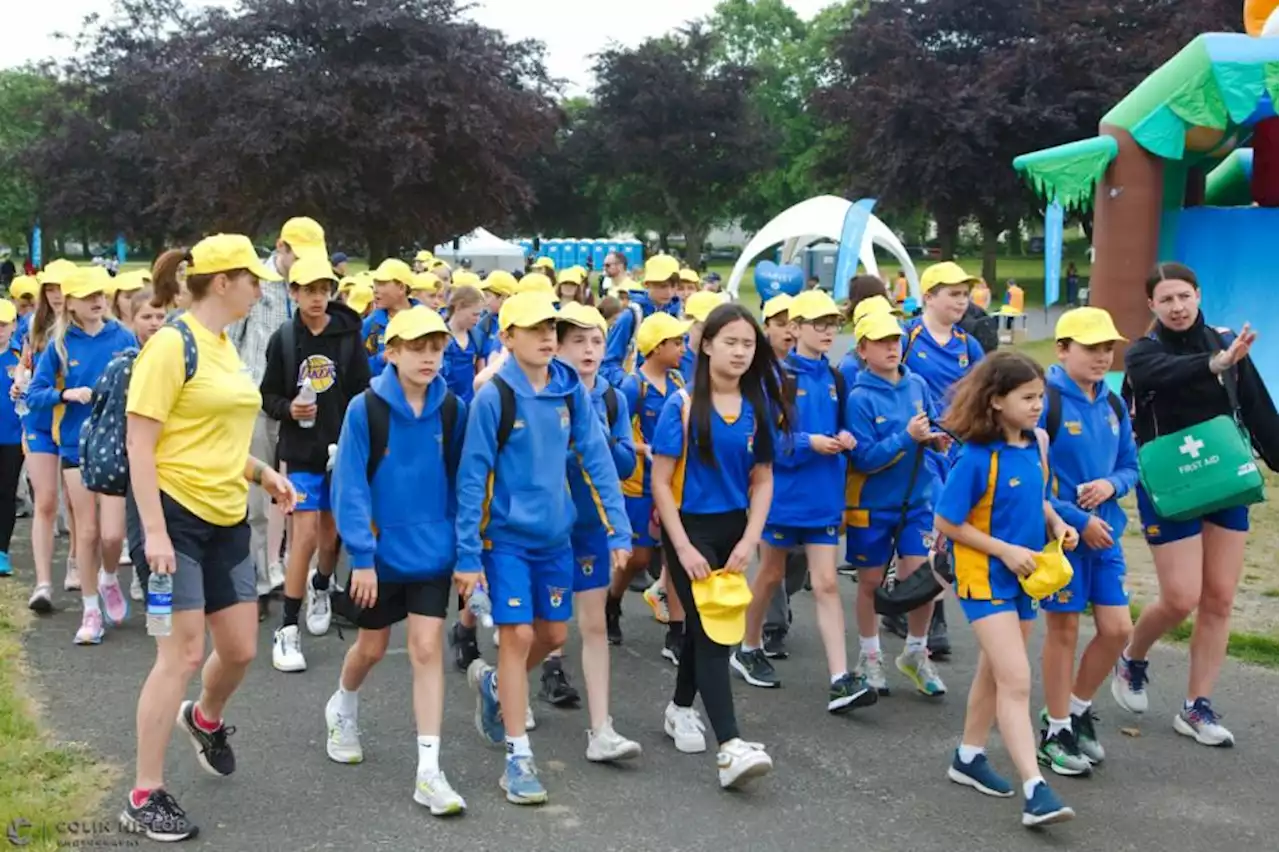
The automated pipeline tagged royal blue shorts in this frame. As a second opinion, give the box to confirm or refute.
[288,470,332,513]
[763,523,840,549]
[958,592,1038,623]
[483,545,575,625]
[844,505,933,568]
[625,494,659,548]
[1040,545,1128,613]
[570,526,612,593]
[23,426,57,455]
[1136,485,1249,545]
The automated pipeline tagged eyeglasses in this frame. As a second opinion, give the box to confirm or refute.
[805,319,839,333]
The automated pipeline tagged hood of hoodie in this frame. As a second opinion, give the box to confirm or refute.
[496,355,581,401]
[854,363,920,400]
[785,351,830,378]
[308,300,363,337]
[371,365,449,422]
[1045,364,1107,403]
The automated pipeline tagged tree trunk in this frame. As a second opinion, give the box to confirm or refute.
[685,229,707,271]
[658,232,670,254]
[934,210,959,259]
[979,218,1003,285]
[365,228,390,267]
[80,226,91,259]
[1007,219,1023,256]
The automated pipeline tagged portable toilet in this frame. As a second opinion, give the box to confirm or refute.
[575,239,592,266]
[591,239,609,269]
[518,239,534,264]
[623,240,644,270]
[543,238,562,268]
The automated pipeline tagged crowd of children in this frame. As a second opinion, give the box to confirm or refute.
[0,230,1271,843]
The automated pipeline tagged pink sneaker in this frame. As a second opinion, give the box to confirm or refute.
[74,608,105,645]
[99,570,129,626]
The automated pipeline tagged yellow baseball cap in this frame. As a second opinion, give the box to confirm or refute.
[637,312,693,356]
[920,261,978,293]
[415,250,435,264]
[453,270,482,290]
[0,299,16,324]
[684,290,728,323]
[531,256,555,271]
[643,254,680,283]
[499,291,559,330]
[428,258,451,273]
[288,254,338,287]
[280,216,327,260]
[63,265,113,300]
[608,278,645,295]
[556,268,583,286]
[346,282,375,315]
[8,275,39,300]
[516,272,555,296]
[678,267,700,284]
[483,270,518,297]
[112,269,151,295]
[789,290,841,322]
[40,258,80,286]
[385,305,448,342]
[690,571,753,645]
[337,276,361,294]
[411,272,443,293]
[761,293,793,319]
[188,234,280,281]
[557,302,608,333]
[372,258,414,287]
[1054,307,1126,345]
[854,311,903,343]
[851,295,901,326]
[1020,535,1075,600]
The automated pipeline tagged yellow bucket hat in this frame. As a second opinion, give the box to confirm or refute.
[1020,535,1075,600]
[691,571,753,645]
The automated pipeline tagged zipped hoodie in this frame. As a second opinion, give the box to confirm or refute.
[569,379,637,534]
[28,319,137,463]
[455,358,629,575]
[1040,364,1138,546]
[332,367,465,581]
[845,365,937,512]
[769,352,846,528]
[261,302,370,473]
[837,349,862,389]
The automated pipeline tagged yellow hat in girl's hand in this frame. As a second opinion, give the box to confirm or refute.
[691,570,753,646]
[1020,535,1074,600]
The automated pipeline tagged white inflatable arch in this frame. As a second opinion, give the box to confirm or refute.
[727,195,921,301]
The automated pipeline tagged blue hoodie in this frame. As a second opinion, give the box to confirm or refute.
[361,305,419,377]
[332,367,466,581]
[1039,364,1139,547]
[442,330,482,404]
[837,349,863,389]
[29,320,137,463]
[455,358,630,575]
[769,353,846,528]
[0,343,23,446]
[601,307,636,387]
[846,365,937,514]
[569,378,637,534]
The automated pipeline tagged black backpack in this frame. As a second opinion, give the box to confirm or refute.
[492,375,582,451]
[362,388,459,482]
[1044,385,1125,444]
[958,305,1000,354]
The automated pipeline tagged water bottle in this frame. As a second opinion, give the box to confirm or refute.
[146,573,174,637]
[14,365,29,417]
[468,585,495,628]
[296,377,317,429]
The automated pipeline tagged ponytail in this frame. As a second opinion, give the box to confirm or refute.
[152,248,191,311]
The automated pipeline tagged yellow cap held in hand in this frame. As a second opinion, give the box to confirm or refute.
[1020,535,1075,600]
[188,234,280,281]
[636,312,693,356]
[557,302,607,333]
[690,570,753,645]
[372,258,415,287]
[499,291,559,331]
[1054,307,1127,346]
[683,290,728,323]
[385,305,448,342]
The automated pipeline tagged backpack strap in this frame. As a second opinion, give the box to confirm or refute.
[1045,385,1063,443]
[1106,391,1125,424]
[168,318,199,383]
[603,385,620,428]
[494,375,517,453]
[1034,427,1050,482]
[830,365,847,415]
[667,369,686,390]
[1203,326,1244,422]
[364,389,392,483]
[440,390,459,478]
[280,319,298,390]
[902,324,924,359]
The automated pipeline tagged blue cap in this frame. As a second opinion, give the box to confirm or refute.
[330,251,349,265]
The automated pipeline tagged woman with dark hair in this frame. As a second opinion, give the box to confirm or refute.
[650,302,789,789]
[1113,262,1277,747]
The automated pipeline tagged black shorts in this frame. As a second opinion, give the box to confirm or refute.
[344,574,453,631]
[60,456,78,471]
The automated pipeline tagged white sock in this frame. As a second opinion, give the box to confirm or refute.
[905,633,928,654]
[99,569,119,587]
[740,643,761,653]
[859,635,880,656]
[416,735,440,776]
[336,683,358,718]
[957,743,984,764]
[830,672,845,686]
[506,734,532,758]
[82,594,101,613]
[1047,716,1071,737]
[1023,776,1045,799]
[1069,694,1091,717]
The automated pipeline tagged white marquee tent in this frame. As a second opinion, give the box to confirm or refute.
[432,228,526,273]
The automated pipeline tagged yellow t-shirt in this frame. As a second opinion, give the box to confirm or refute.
[127,313,261,526]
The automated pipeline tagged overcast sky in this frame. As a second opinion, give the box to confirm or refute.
[7,0,831,94]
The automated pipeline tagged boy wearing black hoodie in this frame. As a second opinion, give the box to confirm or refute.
[261,256,371,673]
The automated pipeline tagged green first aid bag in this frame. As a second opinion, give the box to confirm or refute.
[1138,414,1265,521]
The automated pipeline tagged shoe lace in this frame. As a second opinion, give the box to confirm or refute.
[1127,658,1150,693]
[675,707,705,734]
[1189,698,1222,725]
[1054,726,1082,756]
[509,754,538,778]
[147,790,190,825]
[917,655,942,684]
[206,724,236,757]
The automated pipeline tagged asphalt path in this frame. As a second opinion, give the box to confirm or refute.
[13,526,1277,852]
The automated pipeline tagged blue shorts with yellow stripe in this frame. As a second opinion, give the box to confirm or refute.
[1040,546,1128,613]
[843,505,933,568]
[1135,485,1249,545]
[23,426,57,455]
[625,494,658,548]
[958,593,1038,623]
[763,523,840,549]
[483,545,575,625]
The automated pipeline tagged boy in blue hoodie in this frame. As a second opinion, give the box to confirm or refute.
[328,306,468,817]
[1036,308,1138,777]
[846,310,949,698]
[733,290,873,713]
[361,258,416,377]
[455,291,631,806]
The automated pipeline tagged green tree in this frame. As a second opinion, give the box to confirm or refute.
[0,69,60,255]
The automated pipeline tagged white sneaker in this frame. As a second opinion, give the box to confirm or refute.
[304,570,332,636]
[717,738,773,789]
[324,692,363,763]
[413,770,466,816]
[272,625,307,672]
[664,702,707,754]
[587,718,642,762]
[129,573,144,602]
[526,705,537,731]
[119,550,132,566]
[857,649,889,695]
[63,559,81,592]
[267,561,286,592]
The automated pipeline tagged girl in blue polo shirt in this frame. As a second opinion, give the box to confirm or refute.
[441,285,484,403]
[650,302,788,791]
[934,351,1079,829]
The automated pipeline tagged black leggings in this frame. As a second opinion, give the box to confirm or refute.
[0,444,23,553]
[662,509,746,746]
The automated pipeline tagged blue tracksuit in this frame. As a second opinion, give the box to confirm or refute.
[766,353,846,537]
[28,320,137,465]
[332,368,465,580]
[601,307,636,388]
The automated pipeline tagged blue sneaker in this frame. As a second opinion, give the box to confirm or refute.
[947,750,1014,797]
[500,754,548,805]
[466,659,503,745]
[0,552,12,577]
[1022,781,1075,827]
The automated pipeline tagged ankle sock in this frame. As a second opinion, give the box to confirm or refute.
[312,572,330,591]
[1068,694,1091,717]
[416,735,440,776]
[905,634,928,655]
[506,734,532,758]
[282,596,302,628]
[956,744,984,764]
[1047,716,1071,737]
[130,788,152,808]
[82,594,101,613]
[336,683,358,717]
[100,570,119,587]
[858,635,880,656]
[1023,776,1045,799]
[192,703,220,733]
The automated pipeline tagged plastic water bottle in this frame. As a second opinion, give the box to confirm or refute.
[296,377,317,429]
[468,585,495,629]
[13,366,29,417]
[146,573,174,637]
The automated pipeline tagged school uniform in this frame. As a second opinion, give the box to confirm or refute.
[900,318,984,484]
[362,306,417,378]
[28,320,137,467]
[441,329,483,404]
[600,307,637,388]
[845,366,937,566]
[935,436,1048,622]
[567,379,636,593]
[0,342,25,557]
[455,358,629,626]
[332,367,466,626]
[837,349,862,390]
[619,367,685,548]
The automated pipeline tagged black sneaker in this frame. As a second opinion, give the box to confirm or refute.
[928,603,951,660]
[762,628,789,660]
[880,612,908,639]
[119,788,199,842]
[828,672,878,714]
[730,648,780,688]
[257,594,271,623]
[661,627,682,666]
[605,596,623,645]
[538,660,581,707]
[178,700,236,777]
[450,621,480,672]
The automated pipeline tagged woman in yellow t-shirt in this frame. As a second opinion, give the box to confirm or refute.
[121,234,296,842]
